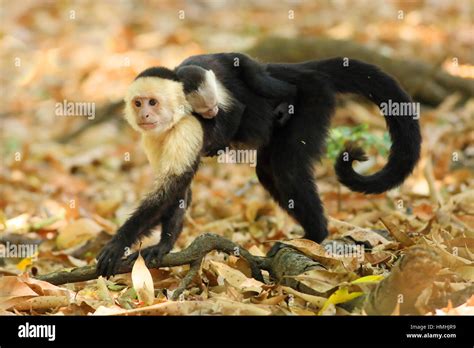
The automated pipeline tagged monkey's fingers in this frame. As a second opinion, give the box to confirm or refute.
[96,248,110,274]
[124,251,140,266]
[97,250,114,277]
[143,246,166,267]
[105,252,123,277]
[96,246,121,277]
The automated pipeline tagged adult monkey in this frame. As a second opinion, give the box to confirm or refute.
[97,54,421,277]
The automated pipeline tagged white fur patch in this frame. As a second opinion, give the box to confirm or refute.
[187,69,233,112]
[124,77,192,133]
[124,77,203,187]
[211,71,233,112]
[142,116,203,186]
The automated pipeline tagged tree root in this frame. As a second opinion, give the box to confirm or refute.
[170,258,203,301]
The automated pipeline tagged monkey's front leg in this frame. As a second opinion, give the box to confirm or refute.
[96,192,164,277]
[97,165,197,277]
[126,189,191,267]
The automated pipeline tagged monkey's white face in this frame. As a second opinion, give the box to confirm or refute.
[187,70,219,119]
[189,92,218,118]
[131,96,172,133]
[124,77,191,135]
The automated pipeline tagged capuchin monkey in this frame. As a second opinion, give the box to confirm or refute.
[97,53,421,277]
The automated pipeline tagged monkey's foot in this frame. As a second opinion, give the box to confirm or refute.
[125,244,171,268]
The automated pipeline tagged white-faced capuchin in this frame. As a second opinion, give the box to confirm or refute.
[96,53,421,277]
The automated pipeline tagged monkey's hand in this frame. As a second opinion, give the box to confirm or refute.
[96,238,128,277]
[125,242,172,268]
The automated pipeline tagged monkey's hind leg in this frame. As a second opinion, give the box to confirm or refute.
[256,147,281,202]
[270,148,328,243]
[256,145,328,243]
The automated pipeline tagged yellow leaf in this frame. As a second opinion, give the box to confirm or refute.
[131,252,154,306]
[318,287,363,315]
[351,275,384,284]
[16,258,33,271]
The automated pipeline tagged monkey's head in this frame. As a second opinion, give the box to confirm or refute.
[176,66,219,118]
[124,67,192,135]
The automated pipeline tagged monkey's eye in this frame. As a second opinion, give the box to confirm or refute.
[149,98,157,106]
[135,100,141,107]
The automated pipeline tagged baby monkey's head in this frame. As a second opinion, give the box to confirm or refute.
[176,65,219,118]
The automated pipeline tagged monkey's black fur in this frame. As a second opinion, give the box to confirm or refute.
[136,67,180,82]
[97,54,421,277]
[97,160,197,276]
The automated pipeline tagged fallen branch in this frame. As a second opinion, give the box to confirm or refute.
[170,258,203,300]
[36,233,321,297]
[35,237,338,318]
[37,233,266,285]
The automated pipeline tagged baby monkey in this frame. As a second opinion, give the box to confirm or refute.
[178,65,293,125]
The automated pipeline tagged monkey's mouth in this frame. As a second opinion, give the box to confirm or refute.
[202,105,219,118]
[138,121,159,130]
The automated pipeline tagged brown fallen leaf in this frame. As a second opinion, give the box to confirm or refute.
[209,260,264,294]
[56,218,103,249]
[281,239,344,269]
[293,269,357,294]
[12,296,69,312]
[281,286,326,307]
[0,274,72,310]
[365,251,392,265]
[329,217,395,248]
[379,217,415,247]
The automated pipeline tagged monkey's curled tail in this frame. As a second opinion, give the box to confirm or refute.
[316,58,421,194]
